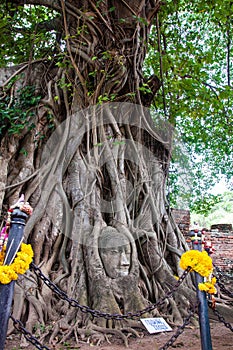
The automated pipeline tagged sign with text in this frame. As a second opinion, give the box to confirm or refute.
[140,317,172,334]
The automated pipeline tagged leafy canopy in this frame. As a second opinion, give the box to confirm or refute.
[191,191,233,227]
[0,1,57,67]
[145,0,233,211]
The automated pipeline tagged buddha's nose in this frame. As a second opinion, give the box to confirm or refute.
[120,251,130,266]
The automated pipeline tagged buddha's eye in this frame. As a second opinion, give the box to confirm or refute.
[110,250,119,255]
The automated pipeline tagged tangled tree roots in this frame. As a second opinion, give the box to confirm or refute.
[0,1,202,347]
[3,101,197,345]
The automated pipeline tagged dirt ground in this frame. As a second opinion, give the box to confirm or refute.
[4,320,232,350]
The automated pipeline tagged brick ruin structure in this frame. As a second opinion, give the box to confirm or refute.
[171,208,233,273]
[205,226,233,272]
[171,208,190,237]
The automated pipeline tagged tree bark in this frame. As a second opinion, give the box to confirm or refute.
[1,0,195,345]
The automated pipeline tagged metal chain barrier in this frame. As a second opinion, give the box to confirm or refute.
[159,299,199,350]
[9,303,198,350]
[31,262,191,320]
[14,264,233,349]
[216,279,233,299]
[208,304,233,332]
[8,263,192,350]
[209,265,233,332]
[214,265,233,299]
[9,315,50,350]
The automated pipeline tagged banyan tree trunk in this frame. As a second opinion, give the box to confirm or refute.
[0,0,195,345]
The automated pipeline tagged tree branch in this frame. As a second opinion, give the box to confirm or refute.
[118,0,138,16]
[60,0,87,95]
[156,11,167,116]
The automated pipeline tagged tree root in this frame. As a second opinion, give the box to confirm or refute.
[47,318,144,347]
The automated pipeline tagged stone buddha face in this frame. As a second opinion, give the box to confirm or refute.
[99,228,131,279]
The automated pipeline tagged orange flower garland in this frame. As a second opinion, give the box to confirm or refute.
[180,250,213,277]
[180,250,216,294]
[0,243,34,284]
[198,277,217,295]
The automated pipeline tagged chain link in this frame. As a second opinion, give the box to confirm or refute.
[208,304,233,332]
[9,315,50,350]
[214,266,233,299]
[9,262,233,350]
[216,279,233,299]
[9,301,197,350]
[31,263,190,320]
[159,299,198,350]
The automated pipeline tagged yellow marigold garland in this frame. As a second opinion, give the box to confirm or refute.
[180,250,213,277]
[180,250,217,294]
[0,243,34,284]
[198,277,217,295]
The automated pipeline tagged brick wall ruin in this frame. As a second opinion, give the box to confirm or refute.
[171,208,233,272]
[171,208,190,236]
[204,230,233,272]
